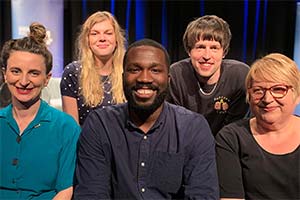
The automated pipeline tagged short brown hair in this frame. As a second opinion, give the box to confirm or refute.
[183,15,232,56]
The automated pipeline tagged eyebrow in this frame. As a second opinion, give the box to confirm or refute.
[129,62,165,68]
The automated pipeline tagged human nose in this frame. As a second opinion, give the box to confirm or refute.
[19,74,30,86]
[203,48,211,60]
[98,33,106,41]
[137,70,153,83]
[261,89,274,102]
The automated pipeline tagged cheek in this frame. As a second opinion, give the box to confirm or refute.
[5,74,17,84]
[249,99,260,109]
[157,77,169,88]
[110,37,117,48]
[189,50,201,60]
[213,53,224,61]
[123,76,134,86]
[88,37,97,48]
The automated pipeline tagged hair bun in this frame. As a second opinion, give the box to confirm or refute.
[29,22,47,45]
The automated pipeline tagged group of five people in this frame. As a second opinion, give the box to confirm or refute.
[0,10,299,200]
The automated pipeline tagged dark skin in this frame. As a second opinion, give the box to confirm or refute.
[123,45,169,133]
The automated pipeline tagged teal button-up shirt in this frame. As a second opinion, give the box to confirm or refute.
[0,100,80,199]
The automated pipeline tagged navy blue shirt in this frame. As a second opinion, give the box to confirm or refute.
[74,102,218,199]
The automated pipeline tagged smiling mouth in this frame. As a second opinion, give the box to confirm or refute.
[16,87,33,94]
[135,88,156,99]
[261,106,277,112]
[137,89,153,94]
[199,62,214,67]
[97,45,109,48]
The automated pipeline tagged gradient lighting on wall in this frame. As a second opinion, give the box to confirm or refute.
[11,0,64,77]
[135,1,145,40]
[294,2,300,116]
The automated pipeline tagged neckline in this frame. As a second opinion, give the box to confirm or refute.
[197,81,218,96]
[248,119,300,156]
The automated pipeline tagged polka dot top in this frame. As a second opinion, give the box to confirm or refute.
[60,61,113,126]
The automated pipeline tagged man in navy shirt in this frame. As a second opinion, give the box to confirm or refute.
[74,39,219,199]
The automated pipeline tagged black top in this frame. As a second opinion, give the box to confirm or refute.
[168,58,250,136]
[74,102,219,199]
[216,119,300,199]
[60,61,113,125]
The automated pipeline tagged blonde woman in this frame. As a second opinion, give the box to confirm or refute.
[60,11,126,125]
[216,53,300,199]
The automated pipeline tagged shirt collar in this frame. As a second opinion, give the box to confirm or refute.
[0,99,52,123]
[126,102,168,134]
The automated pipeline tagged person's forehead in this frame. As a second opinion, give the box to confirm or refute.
[127,45,165,58]
[129,45,162,52]
[126,45,167,67]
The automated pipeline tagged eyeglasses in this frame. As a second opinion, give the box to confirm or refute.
[248,84,292,100]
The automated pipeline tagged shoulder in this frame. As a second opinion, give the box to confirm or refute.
[42,101,80,131]
[167,102,203,117]
[170,58,192,71]
[165,103,215,147]
[62,61,81,75]
[216,119,251,146]
[220,59,249,85]
[0,104,11,118]
[222,59,249,73]
[169,58,194,82]
[86,103,127,124]
[166,102,210,129]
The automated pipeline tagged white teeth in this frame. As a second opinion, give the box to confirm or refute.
[137,89,153,94]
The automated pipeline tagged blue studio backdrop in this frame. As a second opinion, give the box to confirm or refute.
[11,0,64,77]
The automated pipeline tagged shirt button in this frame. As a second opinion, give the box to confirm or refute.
[16,136,21,143]
[141,188,145,193]
[143,135,147,140]
[12,159,18,166]
[141,162,145,167]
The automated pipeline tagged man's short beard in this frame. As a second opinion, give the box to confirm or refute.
[124,86,169,117]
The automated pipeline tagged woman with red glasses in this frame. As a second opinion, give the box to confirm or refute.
[216,53,300,200]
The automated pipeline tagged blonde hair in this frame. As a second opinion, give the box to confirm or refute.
[245,53,300,102]
[76,11,126,106]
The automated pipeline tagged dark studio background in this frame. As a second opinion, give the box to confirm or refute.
[0,0,297,67]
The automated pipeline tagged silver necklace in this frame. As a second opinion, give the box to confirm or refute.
[197,81,218,96]
[101,76,111,94]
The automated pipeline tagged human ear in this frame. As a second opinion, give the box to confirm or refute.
[44,72,52,87]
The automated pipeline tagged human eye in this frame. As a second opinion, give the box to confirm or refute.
[126,66,140,74]
[210,45,221,52]
[10,68,21,75]
[271,85,288,94]
[30,70,41,77]
[252,87,264,95]
[151,67,162,74]
[89,31,97,36]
